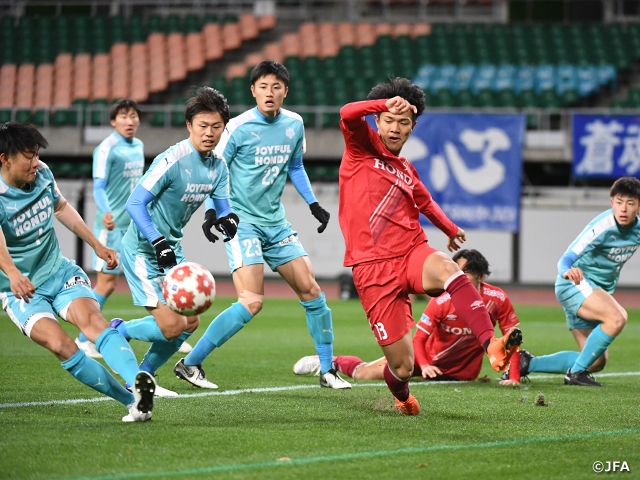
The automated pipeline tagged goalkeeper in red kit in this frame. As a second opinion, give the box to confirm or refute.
[294,249,529,385]
[335,78,522,415]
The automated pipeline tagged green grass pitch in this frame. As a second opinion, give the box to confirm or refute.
[1,294,639,479]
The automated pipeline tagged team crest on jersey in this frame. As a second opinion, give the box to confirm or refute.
[285,127,295,139]
[64,276,91,289]
[445,314,457,321]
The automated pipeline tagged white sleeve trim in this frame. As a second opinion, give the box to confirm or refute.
[141,141,190,191]
[94,134,118,179]
[570,214,616,256]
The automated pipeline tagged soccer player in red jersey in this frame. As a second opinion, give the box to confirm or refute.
[294,249,525,384]
[336,78,522,415]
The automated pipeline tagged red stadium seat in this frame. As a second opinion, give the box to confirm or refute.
[203,23,224,61]
[16,64,35,107]
[263,42,285,64]
[186,32,205,71]
[258,14,277,31]
[0,64,17,107]
[239,13,259,41]
[34,64,54,107]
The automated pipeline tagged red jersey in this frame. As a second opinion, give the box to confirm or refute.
[413,282,519,380]
[338,100,458,267]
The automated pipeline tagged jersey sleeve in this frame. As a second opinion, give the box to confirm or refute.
[210,159,230,200]
[140,155,179,197]
[496,296,519,334]
[557,223,606,277]
[93,143,110,180]
[215,125,239,165]
[293,120,306,158]
[39,162,61,205]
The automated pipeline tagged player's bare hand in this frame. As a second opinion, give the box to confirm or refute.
[8,270,35,303]
[563,267,583,285]
[102,212,116,231]
[499,379,521,386]
[385,96,417,116]
[96,245,118,270]
[447,228,466,252]
[421,364,442,379]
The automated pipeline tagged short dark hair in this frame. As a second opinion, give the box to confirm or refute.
[109,98,141,121]
[0,122,48,158]
[610,176,640,201]
[367,77,426,117]
[250,60,290,88]
[184,86,230,125]
[452,249,491,278]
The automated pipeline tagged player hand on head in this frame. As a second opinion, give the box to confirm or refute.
[385,96,417,116]
[447,228,466,252]
[309,202,330,233]
[420,364,443,379]
[563,267,584,285]
[95,244,118,270]
[8,269,35,303]
[152,236,177,272]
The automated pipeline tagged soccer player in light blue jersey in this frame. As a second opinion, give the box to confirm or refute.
[174,61,351,390]
[109,87,238,395]
[75,100,146,357]
[0,122,154,422]
[508,177,640,387]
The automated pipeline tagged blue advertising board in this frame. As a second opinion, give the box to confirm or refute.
[572,114,640,178]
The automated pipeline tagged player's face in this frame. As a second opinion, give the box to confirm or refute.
[610,194,640,226]
[374,111,415,156]
[455,258,483,290]
[186,111,226,155]
[111,107,140,139]
[0,148,40,188]
[251,74,288,118]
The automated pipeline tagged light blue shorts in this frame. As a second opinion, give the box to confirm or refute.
[555,275,603,330]
[0,258,96,338]
[120,244,186,308]
[225,221,307,274]
[93,228,126,274]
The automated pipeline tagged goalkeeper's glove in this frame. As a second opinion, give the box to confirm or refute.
[152,236,177,272]
[309,202,330,233]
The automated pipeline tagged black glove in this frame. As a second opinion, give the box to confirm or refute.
[213,212,240,242]
[202,209,220,243]
[152,236,177,272]
[309,202,330,233]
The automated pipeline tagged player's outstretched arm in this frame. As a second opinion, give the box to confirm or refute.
[339,99,388,130]
[0,228,35,302]
[54,197,117,270]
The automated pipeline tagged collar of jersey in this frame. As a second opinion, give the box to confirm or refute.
[186,138,214,161]
[253,106,282,123]
[113,132,134,144]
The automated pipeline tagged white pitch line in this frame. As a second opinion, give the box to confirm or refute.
[0,371,637,410]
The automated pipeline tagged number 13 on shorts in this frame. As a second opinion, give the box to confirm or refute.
[373,322,388,341]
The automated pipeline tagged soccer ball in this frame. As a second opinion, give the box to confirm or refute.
[162,262,216,316]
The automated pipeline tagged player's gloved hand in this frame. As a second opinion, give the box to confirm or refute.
[309,202,330,233]
[152,236,177,272]
[213,213,240,242]
[202,209,220,243]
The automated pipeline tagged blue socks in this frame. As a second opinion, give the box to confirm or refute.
[185,302,253,366]
[301,293,334,374]
[570,325,615,373]
[529,351,580,373]
[120,316,167,342]
[62,349,134,407]
[95,328,140,387]
[140,332,192,375]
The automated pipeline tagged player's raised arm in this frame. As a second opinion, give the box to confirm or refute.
[339,99,389,131]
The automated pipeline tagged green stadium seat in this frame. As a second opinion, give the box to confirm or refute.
[166,15,182,34]
[0,110,12,123]
[456,89,475,107]
[147,15,164,34]
[90,99,108,126]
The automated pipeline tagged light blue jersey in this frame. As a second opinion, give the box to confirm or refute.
[93,132,144,230]
[122,139,229,257]
[215,107,305,226]
[0,161,62,291]
[557,209,640,293]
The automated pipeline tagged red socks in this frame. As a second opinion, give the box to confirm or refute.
[445,273,494,348]
[383,363,409,402]
[334,356,365,378]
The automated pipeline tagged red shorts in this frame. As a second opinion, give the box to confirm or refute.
[352,242,439,346]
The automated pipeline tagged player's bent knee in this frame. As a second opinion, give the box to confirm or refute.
[239,290,264,316]
[47,336,78,360]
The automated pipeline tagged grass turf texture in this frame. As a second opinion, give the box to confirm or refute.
[1,294,639,480]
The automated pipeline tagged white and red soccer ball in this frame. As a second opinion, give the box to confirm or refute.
[162,262,216,316]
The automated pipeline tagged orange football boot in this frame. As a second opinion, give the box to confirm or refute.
[395,394,421,416]
[487,327,523,372]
